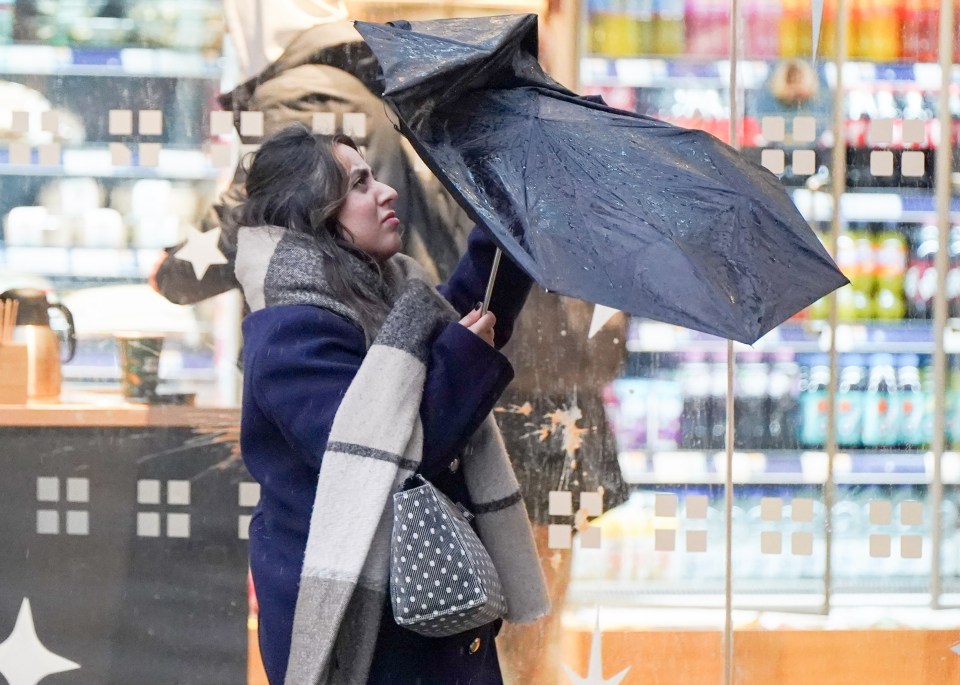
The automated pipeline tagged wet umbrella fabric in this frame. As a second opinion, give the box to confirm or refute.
[355,15,848,344]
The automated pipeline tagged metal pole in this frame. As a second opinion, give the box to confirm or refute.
[930,0,954,608]
[724,3,740,682]
[823,0,849,616]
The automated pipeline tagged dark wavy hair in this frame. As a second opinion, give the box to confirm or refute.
[232,123,391,337]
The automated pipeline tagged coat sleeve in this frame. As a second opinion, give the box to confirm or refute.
[437,224,533,349]
[248,307,514,477]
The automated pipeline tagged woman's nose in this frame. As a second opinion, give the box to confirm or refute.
[378,181,398,205]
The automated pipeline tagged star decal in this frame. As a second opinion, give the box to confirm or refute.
[951,641,960,656]
[173,226,228,280]
[562,609,630,685]
[0,598,80,685]
[588,305,620,339]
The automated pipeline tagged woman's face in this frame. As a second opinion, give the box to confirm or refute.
[334,143,401,263]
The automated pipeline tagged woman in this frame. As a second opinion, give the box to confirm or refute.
[233,123,549,684]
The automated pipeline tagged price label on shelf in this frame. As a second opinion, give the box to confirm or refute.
[3,247,69,275]
[800,451,828,483]
[616,58,666,87]
[711,451,758,483]
[938,452,960,485]
[654,451,707,482]
[838,192,902,222]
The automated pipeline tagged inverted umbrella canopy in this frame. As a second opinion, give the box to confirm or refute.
[355,14,848,344]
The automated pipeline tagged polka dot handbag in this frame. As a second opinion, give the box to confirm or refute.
[390,474,507,637]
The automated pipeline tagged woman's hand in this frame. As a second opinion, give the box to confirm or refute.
[459,306,496,347]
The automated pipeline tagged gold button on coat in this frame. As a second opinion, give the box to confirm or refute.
[468,637,481,653]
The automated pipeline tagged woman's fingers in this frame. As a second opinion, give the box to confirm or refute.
[459,307,483,328]
[467,311,496,347]
[458,307,496,346]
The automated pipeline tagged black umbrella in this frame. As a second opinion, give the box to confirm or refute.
[354,14,848,344]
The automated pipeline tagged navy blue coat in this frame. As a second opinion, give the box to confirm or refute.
[240,227,532,684]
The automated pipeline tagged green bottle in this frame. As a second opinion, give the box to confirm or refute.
[873,226,907,321]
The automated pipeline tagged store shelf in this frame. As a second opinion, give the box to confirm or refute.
[0,147,221,181]
[0,44,221,79]
[0,246,161,282]
[580,56,960,90]
[626,319,954,354]
[792,188,960,223]
[618,449,960,485]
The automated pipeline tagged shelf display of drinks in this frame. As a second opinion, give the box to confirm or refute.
[604,349,960,452]
[586,0,960,61]
[804,222,960,323]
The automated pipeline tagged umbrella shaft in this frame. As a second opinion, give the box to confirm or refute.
[481,248,502,315]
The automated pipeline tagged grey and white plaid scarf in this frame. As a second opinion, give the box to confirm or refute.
[235,226,550,685]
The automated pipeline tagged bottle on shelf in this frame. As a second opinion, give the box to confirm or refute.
[779,0,813,58]
[920,356,936,446]
[0,0,12,45]
[947,226,960,318]
[955,0,960,62]
[679,350,713,449]
[743,0,782,57]
[902,0,939,63]
[850,225,877,320]
[766,349,801,449]
[799,354,831,448]
[848,0,867,59]
[654,0,686,55]
[948,355,960,450]
[805,229,832,320]
[589,0,635,56]
[837,354,867,448]
[734,350,769,449]
[651,369,684,450]
[707,350,729,450]
[861,0,903,61]
[685,0,727,57]
[862,353,900,448]
[834,233,860,321]
[873,224,907,320]
[820,0,856,59]
[904,224,938,319]
[896,354,926,449]
[626,0,656,55]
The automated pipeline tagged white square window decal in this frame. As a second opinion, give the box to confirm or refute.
[792,150,816,176]
[548,490,573,516]
[792,116,816,143]
[870,150,894,177]
[761,116,785,142]
[869,118,894,145]
[109,109,133,136]
[139,110,163,136]
[902,151,925,177]
[654,493,677,518]
[685,495,708,519]
[902,119,925,145]
[240,111,264,137]
[137,479,161,505]
[210,111,234,136]
[66,478,89,503]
